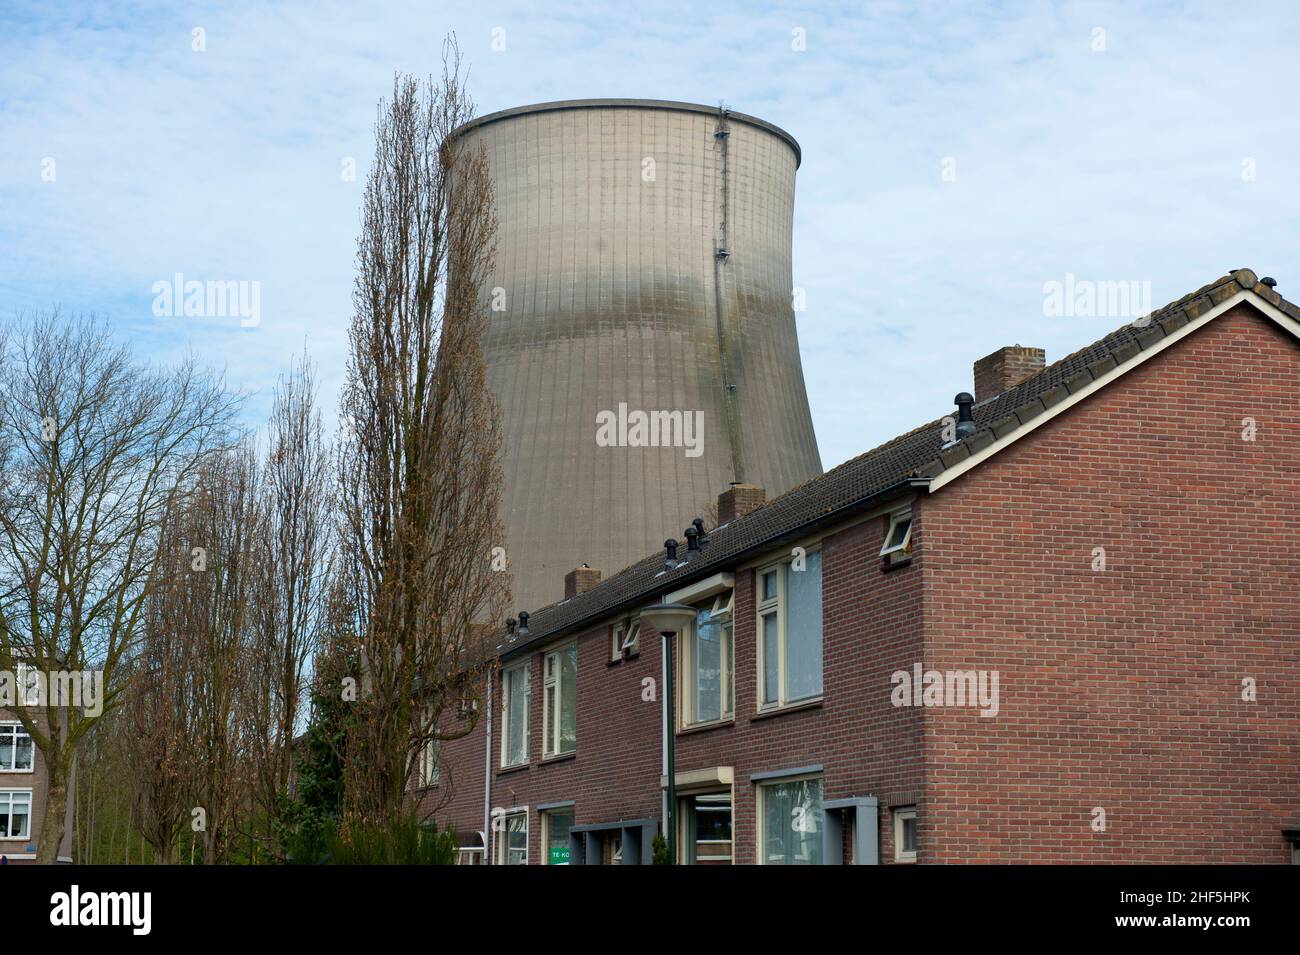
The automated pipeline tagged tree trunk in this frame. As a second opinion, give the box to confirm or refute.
[36,756,68,864]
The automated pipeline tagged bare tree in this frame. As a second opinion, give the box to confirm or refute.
[181,447,262,863]
[246,353,333,841]
[0,314,241,863]
[123,588,193,864]
[337,39,509,824]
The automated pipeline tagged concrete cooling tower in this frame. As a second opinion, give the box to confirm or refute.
[453,99,822,612]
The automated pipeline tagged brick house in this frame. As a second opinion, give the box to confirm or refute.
[416,268,1300,864]
[0,706,73,864]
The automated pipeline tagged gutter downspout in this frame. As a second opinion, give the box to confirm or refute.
[483,668,494,865]
[661,623,669,853]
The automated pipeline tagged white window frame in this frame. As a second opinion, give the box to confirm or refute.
[496,808,528,865]
[756,549,823,711]
[680,590,735,727]
[894,806,917,862]
[755,773,824,865]
[611,620,640,661]
[0,722,35,773]
[418,737,439,788]
[880,508,913,557]
[500,661,530,768]
[0,788,33,841]
[542,642,577,758]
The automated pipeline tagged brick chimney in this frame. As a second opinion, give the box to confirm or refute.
[973,345,1045,402]
[564,564,601,599]
[718,483,765,524]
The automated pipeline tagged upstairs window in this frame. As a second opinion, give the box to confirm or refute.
[757,550,823,709]
[880,509,913,558]
[542,643,577,757]
[501,662,530,768]
[611,620,640,661]
[681,590,734,726]
[418,739,440,788]
[0,723,34,773]
[409,705,440,789]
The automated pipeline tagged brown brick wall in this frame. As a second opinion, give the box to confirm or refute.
[921,304,1300,862]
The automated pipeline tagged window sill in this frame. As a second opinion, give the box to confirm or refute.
[497,762,530,776]
[540,751,577,766]
[606,651,639,667]
[881,554,913,572]
[676,717,734,737]
[751,697,823,721]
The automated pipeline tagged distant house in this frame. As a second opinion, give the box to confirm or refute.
[1,696,73,863]
[415,268,1300,864]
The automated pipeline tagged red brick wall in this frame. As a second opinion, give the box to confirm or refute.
[427,504,927,864]
[424,303,1300,864]
[920,304,1300,862]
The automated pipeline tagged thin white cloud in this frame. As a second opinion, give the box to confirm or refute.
[1,0,1297,465]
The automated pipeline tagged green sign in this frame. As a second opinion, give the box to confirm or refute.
[549,846,570,865]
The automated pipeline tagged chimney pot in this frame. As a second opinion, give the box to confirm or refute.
[954,392,976,438]
[718,483,765,524]
[664,538,679,567]
[973,345,1045,402]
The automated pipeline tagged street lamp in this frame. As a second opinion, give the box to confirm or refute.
[638,600,696,866]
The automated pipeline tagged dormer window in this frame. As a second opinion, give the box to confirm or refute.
[880,509,913,558]
[611,620,641,661]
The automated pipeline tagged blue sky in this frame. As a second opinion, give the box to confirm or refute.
[2,0,1297,469]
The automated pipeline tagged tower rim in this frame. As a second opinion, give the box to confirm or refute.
[449,97,801,168]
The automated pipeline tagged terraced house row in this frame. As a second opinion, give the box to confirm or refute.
[416,269,1300,864]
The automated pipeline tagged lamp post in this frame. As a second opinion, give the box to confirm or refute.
[638,601,697,866]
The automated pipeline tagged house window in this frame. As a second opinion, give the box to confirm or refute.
[756,550,823,709]
[894,807,917,862]
[543,808,575,865]
[500,662,530,768]
[0,723,34,772]
[757,775,823,864]
[681,591,734,726]
[880,509,913,557]
[409,705,440,789]
[683,792,733,864]
[0,789,31,840]
[497,810,528,865]
[417,738,439,788]
[611,621,640,660]
[542,643,577,757]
